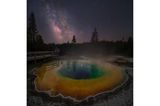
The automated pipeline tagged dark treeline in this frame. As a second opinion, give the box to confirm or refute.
[27,37,133,57]
[27,13,55,52]
[56,37,133,57]
[27,13,133,57]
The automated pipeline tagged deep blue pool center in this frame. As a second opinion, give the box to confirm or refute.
[58,61,109,79]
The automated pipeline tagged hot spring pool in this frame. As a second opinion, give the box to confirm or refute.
[34,60,127,101]
[58,61,108,79]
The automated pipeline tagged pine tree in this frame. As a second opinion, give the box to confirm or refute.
[72,35,76,43]
[91,28,98,43]
[28,13,37,44]
[27,12,44,51]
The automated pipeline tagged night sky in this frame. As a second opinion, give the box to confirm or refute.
[27,0,133,44]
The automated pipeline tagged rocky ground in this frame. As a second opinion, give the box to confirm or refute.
[27,55,133,106]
